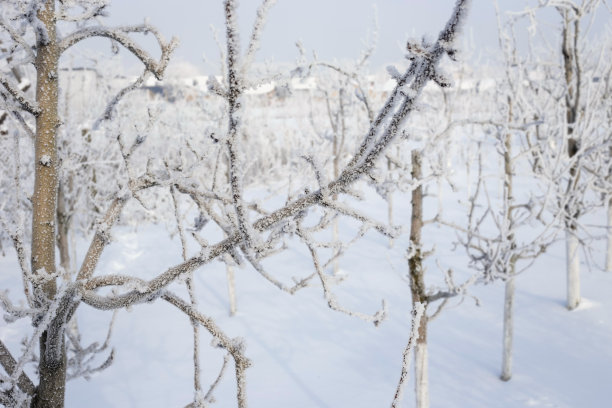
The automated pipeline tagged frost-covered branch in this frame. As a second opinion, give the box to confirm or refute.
[202,354,230,404]
[321,198,401,238]
[346,0,470,173]
[79,0,471,307]
[59,24,178,80]
[170,186,204,399]
[222,0,264,255]
[299,226,387,326]
[0,216,33,305]
[65,310,117,381]
[0,72,39,115]
[44,284,82,366]
[242,0,277,73]
[0,16,36,63]
[163,291,250,408]
[57,0,110,22]
[77,177,157,281]
[95,70,149,125]
[0,339,35,397]
[0,90,36,138]
[391,302,425,408]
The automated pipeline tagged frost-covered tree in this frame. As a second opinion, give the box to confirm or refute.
[0,1,176,406]
[389,10,486,408]
[502,0,611,310]
[0,0,472,407]
[592,61,612,272]
[457,18,564,380]
[394,143,482,408]
[439,0,612,384]
[294,35,379,272]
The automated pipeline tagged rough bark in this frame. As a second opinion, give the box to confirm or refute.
[32,0,59,301]
[30,2,66,406]
[408,150,429,408]
[31,332,67,408]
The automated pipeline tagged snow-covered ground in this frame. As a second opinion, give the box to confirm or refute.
[2,186,610,408]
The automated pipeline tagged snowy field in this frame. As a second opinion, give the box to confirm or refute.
[2,186,610,408]
[1,2,611,406]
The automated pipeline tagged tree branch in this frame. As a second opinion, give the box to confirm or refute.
[59,24,177,80]
[0,73,39,115]
[77,178,157,281]
[79,0,472,311]
[391,301,425,407]
[0,339,35,396]
[57,1,109,22]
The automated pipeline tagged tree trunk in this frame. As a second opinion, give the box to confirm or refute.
[408,150,429,408]
[388,157,394,249]
[560,9,582,311]
[226,264,237,316]
[606,196,612,272]
[331,89,345,275]
[566,229,581,310]
[32,332,67,408]
[415,318,429,408]
[332,218,339,275]
[607,145,612,272]
[500,259,515,381]
[500,98,517,381]
[31,1,66,406]
[331,129,340,275]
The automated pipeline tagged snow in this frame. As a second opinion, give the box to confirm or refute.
[1,2,610,405]
[39,155,52,167]
[2,188,610,407]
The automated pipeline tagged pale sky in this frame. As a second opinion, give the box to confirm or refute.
[86,0,610,73]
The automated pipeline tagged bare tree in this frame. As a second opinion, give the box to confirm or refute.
[485,0,610,314]
[296,36,378,273]
[596,61,612,271]
[398,145,482,408]
[523,0,610,309]
[0,0,471,406]
[438,0,611,385]
[0,1,176,405]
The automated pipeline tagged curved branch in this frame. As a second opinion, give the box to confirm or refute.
[78,274,250,408]
[78,0,471,311]
[59,24,177,80]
